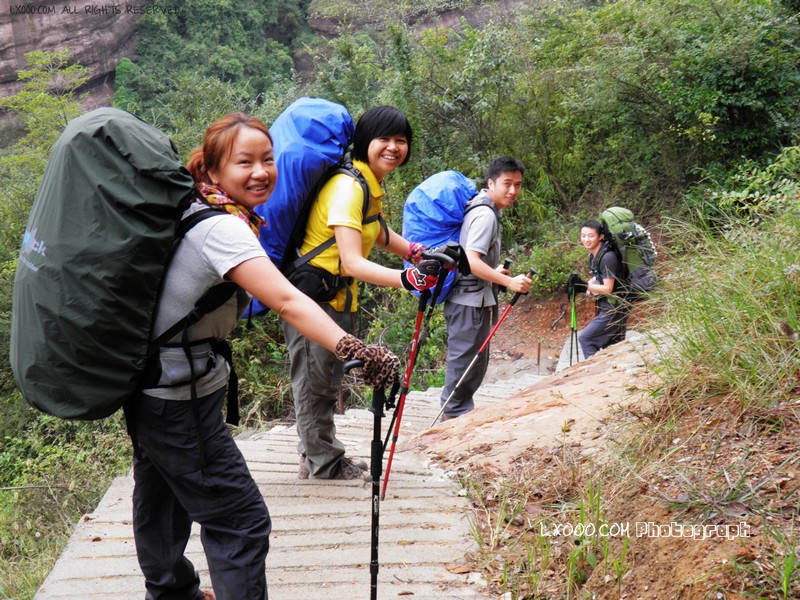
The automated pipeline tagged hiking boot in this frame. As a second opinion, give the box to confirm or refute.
[298,454,309,480]
[349,456,369,471]
[300,455,367,479]
[312,457,369,481]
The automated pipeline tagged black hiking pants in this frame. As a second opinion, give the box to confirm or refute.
[579,300,630,359]
[127,385,270,600]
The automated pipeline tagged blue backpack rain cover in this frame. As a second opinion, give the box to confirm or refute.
[250,97,355,314]
[402,170,478,304]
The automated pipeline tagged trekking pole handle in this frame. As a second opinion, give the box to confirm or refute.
[342,359,365,373]
[508,267,537,306]
[498,258,513,293]
[421,250,456,270]
[509,267,537,306]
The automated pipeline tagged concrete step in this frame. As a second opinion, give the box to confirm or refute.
[34,372,547,599]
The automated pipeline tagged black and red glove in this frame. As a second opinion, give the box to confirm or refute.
[400,258,440,291]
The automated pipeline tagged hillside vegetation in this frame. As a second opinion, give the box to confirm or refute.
[1,0,799,597]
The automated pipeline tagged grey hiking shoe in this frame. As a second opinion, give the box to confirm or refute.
[350,457,368,471]
[312,457,369,481]
[300,455,368,480]
[298,454,309,480]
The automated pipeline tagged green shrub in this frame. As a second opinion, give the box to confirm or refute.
[0,414,131,599]
[228,314,294,426]
[657,210,800,409]
[686,145,800,227]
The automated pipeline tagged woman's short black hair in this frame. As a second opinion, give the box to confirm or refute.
[352,106,413,166]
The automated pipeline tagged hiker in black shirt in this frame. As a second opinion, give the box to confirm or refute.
[578,220,630,358]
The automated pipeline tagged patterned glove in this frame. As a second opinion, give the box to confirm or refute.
[402,241,428,265]
[400,258,440,291]
[335,334,400,388]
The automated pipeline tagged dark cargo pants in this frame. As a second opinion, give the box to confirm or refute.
[579,301,630,359]
[127,386,270,600]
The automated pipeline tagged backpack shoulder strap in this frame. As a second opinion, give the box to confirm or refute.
[464,194,498,224]
[147,282,239,356]
[145,199,242,425]
[289,161,387,272]
[148,199,239,355]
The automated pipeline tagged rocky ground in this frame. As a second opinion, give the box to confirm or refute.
[413,294,800,599]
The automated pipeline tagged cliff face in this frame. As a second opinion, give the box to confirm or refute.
[307,0,531,37]
[0,0,141,105]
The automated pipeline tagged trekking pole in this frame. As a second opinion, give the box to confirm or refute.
[343,359,384,600]
[381,249,455,501]
[569,290,579,366]
[498,258,512,293]
[430,267,537,428]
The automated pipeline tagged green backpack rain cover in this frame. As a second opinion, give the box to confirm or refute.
[11,107,197,420]
[598,206,658,300]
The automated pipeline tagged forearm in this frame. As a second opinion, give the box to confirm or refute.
[227,257,347,352]
[587,278,615,296]
[467,251,513,288]
[336,224,404,288]
[339,254,404,288]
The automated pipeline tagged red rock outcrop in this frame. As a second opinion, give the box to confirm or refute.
[0,0,142,105]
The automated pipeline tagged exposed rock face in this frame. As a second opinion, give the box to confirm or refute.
[0,0,142,105]
[308,0,532,38]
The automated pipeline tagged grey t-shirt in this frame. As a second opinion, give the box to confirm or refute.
[449,190,500,308]
[144,204,266,400]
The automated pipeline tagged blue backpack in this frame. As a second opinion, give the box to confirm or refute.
[249,97,375,314]
[401,171,478,303]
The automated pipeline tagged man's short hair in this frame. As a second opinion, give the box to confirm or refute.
[581,220,603,235]
[486,156,525,181]
[352,106,413,166]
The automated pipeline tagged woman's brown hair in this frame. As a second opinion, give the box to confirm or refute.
[187,113,272,184]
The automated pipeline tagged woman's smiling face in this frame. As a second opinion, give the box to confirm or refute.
[208,126,278,210]
[367,134,409,182]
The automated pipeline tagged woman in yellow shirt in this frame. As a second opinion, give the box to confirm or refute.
[282,106,439,480]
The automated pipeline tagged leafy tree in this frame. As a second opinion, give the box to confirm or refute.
[0,48,89,176]
[112,57,141,112]
[0,49,89,425]
[515,0,800,205]
[123,0,303,113]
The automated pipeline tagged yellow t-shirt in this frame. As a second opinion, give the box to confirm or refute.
[300,159,384,312]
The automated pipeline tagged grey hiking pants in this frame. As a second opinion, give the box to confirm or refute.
[440,301,494,418]
[281,303,353,479]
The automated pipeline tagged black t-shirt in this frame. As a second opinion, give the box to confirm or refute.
[589,246,623,305]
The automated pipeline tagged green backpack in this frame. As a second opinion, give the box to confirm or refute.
[10,108,236,421]
[598,206,657,301]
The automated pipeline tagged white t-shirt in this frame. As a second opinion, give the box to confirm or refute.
[144,204,266,400]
